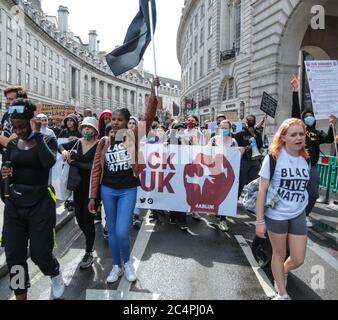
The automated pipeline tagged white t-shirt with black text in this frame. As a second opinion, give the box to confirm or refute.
[259,148,310,220]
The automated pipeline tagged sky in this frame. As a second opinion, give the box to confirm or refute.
[41,0,183,81]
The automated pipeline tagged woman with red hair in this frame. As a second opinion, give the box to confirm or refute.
[256,118,310,300]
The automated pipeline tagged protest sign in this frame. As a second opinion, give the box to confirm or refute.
[136,144,240,216]
[305,60,338,119]
[35,104,76,122]
[260,92,277,118]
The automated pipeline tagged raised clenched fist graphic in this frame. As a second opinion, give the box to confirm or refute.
[183,153,235,214]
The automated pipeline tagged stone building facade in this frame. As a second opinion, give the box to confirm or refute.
[0,0,180,119]
[177,0,338,136]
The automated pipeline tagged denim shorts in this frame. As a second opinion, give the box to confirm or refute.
[265,211,307,235]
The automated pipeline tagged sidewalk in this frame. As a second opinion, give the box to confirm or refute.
[311,200,338,246]
[0,201,75,279]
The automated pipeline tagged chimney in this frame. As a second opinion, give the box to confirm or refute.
[57,6,69,33]
[138,58,144,74]
[88,30,98,54]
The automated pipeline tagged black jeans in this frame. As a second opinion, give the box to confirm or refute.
[3,188,60,295]
[305,166,320,216]
[238,158,261,198]
[73,180,95,253]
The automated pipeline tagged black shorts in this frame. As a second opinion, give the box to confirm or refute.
[265,211,307,235]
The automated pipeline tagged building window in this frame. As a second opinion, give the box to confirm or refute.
[189,67,192,86]
[208,17,213,37]
[49,50,53,61]
[200,27,204,46]
[194,14,198,29]
[49,83,53,98]
[34,57,39,70]
[7,17,12,30]
[222,84,227,101]
[91,78,96,96]
[200,4,205,20]
[34,39,39,51]
[194,35,198,53]
[25,74,30,89]
[234,1,241,51]
[49,65,53,77]
[17,27,22,38]
[26,33,31,45]
[43,45,47,56]
[26,51,30,66]
[17,69,22,85]
[56,69,60,80]
[56,86,59,100]
[200,56,204,77]
[115,87,120,102]
[107,84,112,99]
[17,45,22,60]
[189,23,192,36]
[130,91,135,105]
[207,49,212,71]
[62,87,65,100]
[123,89,128,104]
[56,54,60,64]
[6,38,12,55]
[193,62,197,82]
[41,80,46,96]
[42,61,46,74]
[228,78,234,100]
[6,64,12,83]
[99,81,104,99]
[33,77,38,93]
[189,43,192,59]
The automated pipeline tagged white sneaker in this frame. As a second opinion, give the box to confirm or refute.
[124,261,137,282]
[106,265,123,283]
[51,272,65,299]
[218,219,229,232]
[306,217,313,227]
[272,294,291,300]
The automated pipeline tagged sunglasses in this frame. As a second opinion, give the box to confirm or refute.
[8,105,25,114]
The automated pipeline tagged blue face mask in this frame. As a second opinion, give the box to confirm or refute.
[304,116,315,126]
[220,129,230,137]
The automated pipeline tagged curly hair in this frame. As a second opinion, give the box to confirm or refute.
[269,118,309,160]
[114,108,131,126]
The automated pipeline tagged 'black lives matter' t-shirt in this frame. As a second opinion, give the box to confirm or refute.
[259,148,310,220]
[102,139,140,189]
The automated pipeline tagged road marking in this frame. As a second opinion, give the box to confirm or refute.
[307,239,338,272]
[86,210,160,300]
[234,235,276,298]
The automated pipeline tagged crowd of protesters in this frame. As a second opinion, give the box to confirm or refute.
[0,74,336,300]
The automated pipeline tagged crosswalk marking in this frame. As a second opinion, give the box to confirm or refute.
[234,235,276,298]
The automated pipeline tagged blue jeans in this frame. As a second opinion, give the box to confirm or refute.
[100,185,137,267]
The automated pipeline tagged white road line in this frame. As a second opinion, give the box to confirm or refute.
[234,235,276,298]
[307,239,338,272]
[86,210,159,300]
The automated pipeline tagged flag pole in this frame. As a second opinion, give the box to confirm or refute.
[148,0,158,96]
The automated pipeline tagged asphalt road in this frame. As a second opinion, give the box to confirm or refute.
[0,206,337,300]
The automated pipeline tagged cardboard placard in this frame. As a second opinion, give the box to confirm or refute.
[260,92,277,118]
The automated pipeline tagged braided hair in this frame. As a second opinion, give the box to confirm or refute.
[114,108,131,127]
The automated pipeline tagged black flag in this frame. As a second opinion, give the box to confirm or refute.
[106,0,157,76]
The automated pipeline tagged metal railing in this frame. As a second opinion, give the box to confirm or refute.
[317,155,338,203]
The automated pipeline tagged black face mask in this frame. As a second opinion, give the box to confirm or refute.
[247,121,256,128]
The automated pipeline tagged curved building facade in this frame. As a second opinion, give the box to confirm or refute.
[177,0,338,136]
[0,0,180,119]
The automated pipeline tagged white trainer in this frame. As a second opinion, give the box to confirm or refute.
[106,265,123,284]
[272,294,291,300]
[51,272,65,299]
[124,261,137,282]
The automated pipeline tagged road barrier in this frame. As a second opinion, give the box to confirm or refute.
[317,155,338,203]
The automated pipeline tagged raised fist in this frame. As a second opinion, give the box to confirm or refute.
[183,153,235,214]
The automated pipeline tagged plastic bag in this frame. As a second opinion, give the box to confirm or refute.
[59,162,72,201]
